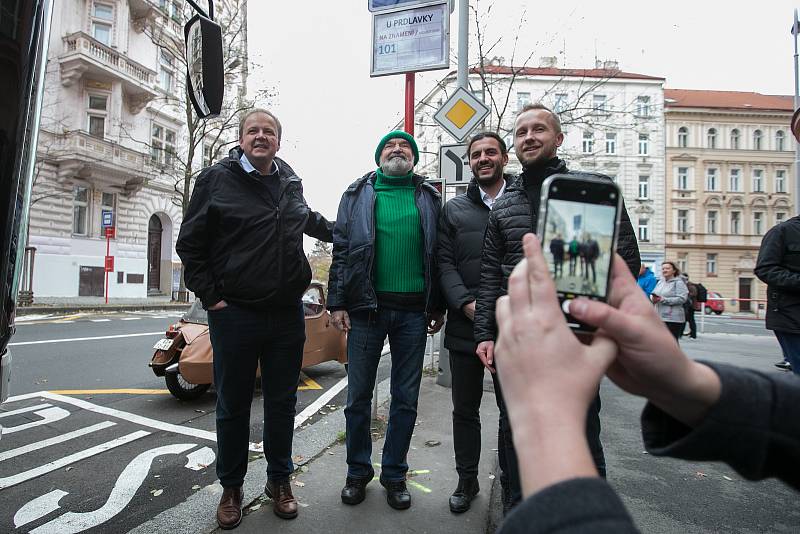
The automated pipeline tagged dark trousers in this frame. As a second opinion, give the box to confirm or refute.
[344,309,428,481]
[449,349,513,485]
[776,331,800,375]
[665,321,683,341]
[684,306,697,338]
[207,302,305,488]
[584,259,597,283]
[552,256,564,278]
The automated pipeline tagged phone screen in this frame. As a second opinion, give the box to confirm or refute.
[542,199,616,299]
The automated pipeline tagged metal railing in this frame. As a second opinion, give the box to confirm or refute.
[61,31,156,85]
[698,297,767,333]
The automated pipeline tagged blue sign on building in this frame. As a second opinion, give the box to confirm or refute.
[101,209,114,228]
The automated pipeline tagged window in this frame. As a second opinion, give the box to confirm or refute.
[730,211,741,234]
[729,169,741,192]
[705,168,718,191]
[73,186,89,235]
[730,128,740,149]
[553,93,568,113]
[707,210,717,234]
[752,169,763,192]
[592,94,607,113]
[91,2,113,45]
[753,212,764,234]
[151,124,177,166]
[706,253,717,275]
[638,134,649,155]
[677,209,689,234]
[203,144,214,167]
[99,192,115,233]
[677,167,689,190]
[677,253,688,274]
[638,218,649,242]
[159,0,182,21]
[582,131,594,154]
[707,128,717,149]
[638,175,650,199]
[605,132,616,154]
[635,96,650,117]
[87,93,108,138]
[678,126,688,148]
[753,129,762,150]
[776,130,786,151]
[158,50,175,92]
[776,212,787,225]
[776,169,786,193]
[517,92,531,112]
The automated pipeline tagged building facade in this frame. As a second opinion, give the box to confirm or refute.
[413,60,667,266]
[29,0,246,300]
[664,89,794,312]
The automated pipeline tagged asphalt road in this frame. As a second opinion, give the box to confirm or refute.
[1,311,351,534]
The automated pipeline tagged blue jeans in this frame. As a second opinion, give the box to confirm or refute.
[207,302,305,487]
[776,331,800,375]
[344,309,428,481]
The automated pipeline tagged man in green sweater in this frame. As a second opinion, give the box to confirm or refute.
[327,131,445,510]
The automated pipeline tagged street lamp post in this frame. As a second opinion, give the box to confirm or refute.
[793,9,800,214]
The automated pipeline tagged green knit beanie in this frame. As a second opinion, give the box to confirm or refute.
[375,130,419,166]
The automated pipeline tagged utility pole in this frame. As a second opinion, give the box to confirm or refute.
[457,0,469,90]
[793,9,800,214]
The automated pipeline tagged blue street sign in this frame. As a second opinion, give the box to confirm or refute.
[369,0,433,12]
[101,209,114,228]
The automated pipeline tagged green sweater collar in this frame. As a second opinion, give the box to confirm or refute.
[375,168,414,187]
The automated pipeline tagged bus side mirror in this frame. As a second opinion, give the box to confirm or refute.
[184,14,224,118]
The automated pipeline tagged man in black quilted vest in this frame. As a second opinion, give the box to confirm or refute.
[474,103,640,511]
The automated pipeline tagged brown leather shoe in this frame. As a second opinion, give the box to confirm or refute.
[265,479,298,519]
[216,486,243,530]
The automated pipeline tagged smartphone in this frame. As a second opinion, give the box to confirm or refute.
[536,173,622,333]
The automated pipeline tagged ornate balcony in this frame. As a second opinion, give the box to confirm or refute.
[59,32,158,114]
[40,130,156,194]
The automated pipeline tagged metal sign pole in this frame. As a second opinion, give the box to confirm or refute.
[405,73,416,135]
[105,233,110,304]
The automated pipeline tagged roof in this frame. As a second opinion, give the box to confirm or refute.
[468,65,665,81]
[664,89,793,112]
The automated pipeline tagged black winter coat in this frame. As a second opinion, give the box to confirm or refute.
[327,171,444,314]
[439,176,513,353]
[754,215,800,333]
[176,148,333,311]
[474,158,640,344]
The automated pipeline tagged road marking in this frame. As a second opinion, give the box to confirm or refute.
[120,317,141,321]
[0,403,52,418]
[293,376,348,429]
[2,406,71,434]
[297,373,322,391]
[0,421,117,462]
[0,430,151,490]
[49,389,170,395]
[14,490,69,528]
[28,443,197,534]
[90,319,111,323]
[185,446,216,471]
[9,332,163,346]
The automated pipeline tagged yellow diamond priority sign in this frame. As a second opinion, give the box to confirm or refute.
[434,86,490,142]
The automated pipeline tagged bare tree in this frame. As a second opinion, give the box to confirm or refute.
[307,240,332,285]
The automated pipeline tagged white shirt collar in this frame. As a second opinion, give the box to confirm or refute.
[240,153,278,176]
[480,179,506,209]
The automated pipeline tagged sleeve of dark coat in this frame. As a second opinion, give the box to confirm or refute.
[326,192,350,311]
[474,209,504,344]
[438,201,473,313]
[616,199,641,278]
[176,172,222,309]
[755,224,800,293]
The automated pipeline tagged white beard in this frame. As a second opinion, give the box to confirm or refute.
[381,155,413,176]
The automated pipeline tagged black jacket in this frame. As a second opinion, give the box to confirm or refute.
[754,215,800,333]
[439,176,513,353]
[474,158,640,344]
[327,171,444,314]
[176,148,333,311]
[498,362,800,534]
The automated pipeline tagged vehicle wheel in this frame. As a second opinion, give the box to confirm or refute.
[165,372,210,401]
[704,306,712,315]
[714,310,722,315]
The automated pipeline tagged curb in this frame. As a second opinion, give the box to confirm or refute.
[16,303,191,316]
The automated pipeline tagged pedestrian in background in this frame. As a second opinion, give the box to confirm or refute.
[637,263,657,299]
[327,131,445,510]
[177,109,333,528]
[549,234,565,278]
[651,261,688,341]
[755,214,800,375]
[683,274,698,339]
[438,132,514,513]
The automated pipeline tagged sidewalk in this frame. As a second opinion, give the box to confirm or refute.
[220,372,502,534]
[16,296,191,316]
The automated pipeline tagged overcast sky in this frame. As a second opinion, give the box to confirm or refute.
[247,0,799,227]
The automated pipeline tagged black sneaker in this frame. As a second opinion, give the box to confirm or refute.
[341,467,375,505]
[380,477,411,510]
[775,361,793,371]
[449,477,479,513]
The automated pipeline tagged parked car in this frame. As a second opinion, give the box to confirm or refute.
[149,282,347,400]
[694,290,725,315]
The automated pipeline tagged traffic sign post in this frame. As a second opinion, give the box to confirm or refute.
[439,143,472,187]
[101,209,115,304]
[433,86,490,142]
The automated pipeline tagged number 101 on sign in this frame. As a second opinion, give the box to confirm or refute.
[377,44,397,55]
